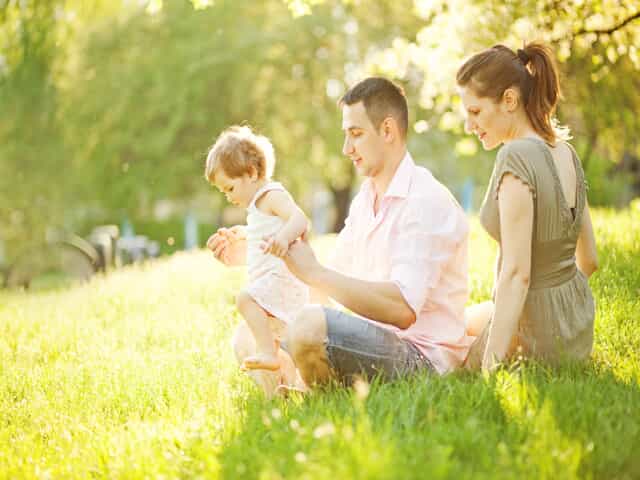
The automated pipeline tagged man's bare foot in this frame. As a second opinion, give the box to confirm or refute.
[242,354,281,371]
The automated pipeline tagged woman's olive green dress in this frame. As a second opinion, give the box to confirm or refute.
[465,138,595,368]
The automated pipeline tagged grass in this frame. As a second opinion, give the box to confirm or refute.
[0,208,639,479]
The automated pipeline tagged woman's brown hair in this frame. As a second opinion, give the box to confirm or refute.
[456,42,569,144]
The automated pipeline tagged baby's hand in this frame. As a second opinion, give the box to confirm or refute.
[261,233,289,258]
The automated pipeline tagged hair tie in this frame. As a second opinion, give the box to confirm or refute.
[517,48,530,65]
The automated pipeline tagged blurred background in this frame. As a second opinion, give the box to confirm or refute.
[1,0,639,286]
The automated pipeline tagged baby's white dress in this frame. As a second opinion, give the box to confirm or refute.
[245,182,309,328]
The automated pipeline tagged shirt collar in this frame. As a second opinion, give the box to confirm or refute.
[361,151,415,202]
[383,151,414,199]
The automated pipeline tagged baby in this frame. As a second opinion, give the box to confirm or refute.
[204,126,309,372]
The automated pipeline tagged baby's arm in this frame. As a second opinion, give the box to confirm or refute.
[260,190,308,258]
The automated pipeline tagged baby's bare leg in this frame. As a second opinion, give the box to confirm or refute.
[231,322,298,397]
[236,291,280,371]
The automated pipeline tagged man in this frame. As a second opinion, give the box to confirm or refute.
[210,77,473,391]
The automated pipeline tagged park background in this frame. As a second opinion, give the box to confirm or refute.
[1,1,639,478]
[1,0,639,265]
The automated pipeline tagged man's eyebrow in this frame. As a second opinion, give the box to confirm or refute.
[342,125,363,132]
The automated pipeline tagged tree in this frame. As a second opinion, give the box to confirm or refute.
[2,0,638,261]
[0,0,136,257]
[293,0,640,203]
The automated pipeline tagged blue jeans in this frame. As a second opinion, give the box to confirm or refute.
[320,308,434,383]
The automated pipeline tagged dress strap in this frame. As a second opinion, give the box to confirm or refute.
[248,182,285,211]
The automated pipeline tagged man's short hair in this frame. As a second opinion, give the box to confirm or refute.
[340,77,409,138]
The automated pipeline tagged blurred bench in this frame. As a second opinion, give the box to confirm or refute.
[3,225,160,289]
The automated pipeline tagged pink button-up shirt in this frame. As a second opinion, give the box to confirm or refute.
[332,152,474,373]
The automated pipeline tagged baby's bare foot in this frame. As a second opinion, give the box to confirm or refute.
[275,384,308,398]
[242,354,281,372]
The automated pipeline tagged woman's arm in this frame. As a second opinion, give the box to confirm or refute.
[576,201,598,277]
[482,174,533,371]
[492,247,501,300]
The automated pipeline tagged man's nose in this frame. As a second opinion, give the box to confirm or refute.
[342,138,353,156]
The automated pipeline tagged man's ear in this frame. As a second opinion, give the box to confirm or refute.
[381,116,397,143]
[503,88,520,113]
[248,165,259,181]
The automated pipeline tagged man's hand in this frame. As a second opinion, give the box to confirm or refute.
[283,238,323,285]
[261,232,289,258]
[206,225,247,266]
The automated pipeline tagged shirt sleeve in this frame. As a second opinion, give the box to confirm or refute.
[494,144,537,200]
[390,195,467,316]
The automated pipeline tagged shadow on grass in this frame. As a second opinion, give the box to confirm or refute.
[215,360,640,479]
[512,362,640,479]
[216,371,509,479]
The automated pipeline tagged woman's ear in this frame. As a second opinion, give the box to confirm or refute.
[502,88,520,113]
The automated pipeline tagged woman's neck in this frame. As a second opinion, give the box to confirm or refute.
[505,110,542,143]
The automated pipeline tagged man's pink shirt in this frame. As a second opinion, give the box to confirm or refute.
[332,152,474,373]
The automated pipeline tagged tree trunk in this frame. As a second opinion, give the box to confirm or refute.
[580,130,597,172]
[331,186,352,233]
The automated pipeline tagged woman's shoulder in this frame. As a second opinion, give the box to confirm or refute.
[491,139,542,199]
[497,138,546,163]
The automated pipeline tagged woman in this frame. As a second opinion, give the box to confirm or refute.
[457,42,598,371]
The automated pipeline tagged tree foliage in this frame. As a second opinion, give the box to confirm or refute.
[1,0,638,258]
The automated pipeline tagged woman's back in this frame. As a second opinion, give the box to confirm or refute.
[473,137,595,363]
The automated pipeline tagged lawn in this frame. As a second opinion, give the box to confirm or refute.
[0,209,638,479]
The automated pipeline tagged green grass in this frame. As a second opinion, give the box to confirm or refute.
[1,209,639,479]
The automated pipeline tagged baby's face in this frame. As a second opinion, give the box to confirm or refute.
[214,170,257,208]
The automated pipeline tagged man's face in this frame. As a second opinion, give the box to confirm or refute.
[341,102,386,178]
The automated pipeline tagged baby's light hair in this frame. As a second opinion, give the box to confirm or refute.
[204,126,275,183]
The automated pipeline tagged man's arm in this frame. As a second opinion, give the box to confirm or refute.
[309,285,331,305]
[285,240,415,329]
[313,267,416,329]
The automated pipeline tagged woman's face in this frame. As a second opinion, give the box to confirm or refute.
[459,86,512,150]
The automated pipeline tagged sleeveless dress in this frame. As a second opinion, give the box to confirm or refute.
[465,138,595,367]
[244,182,309,326]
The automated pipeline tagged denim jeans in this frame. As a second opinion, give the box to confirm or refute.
[321,308,434,383]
